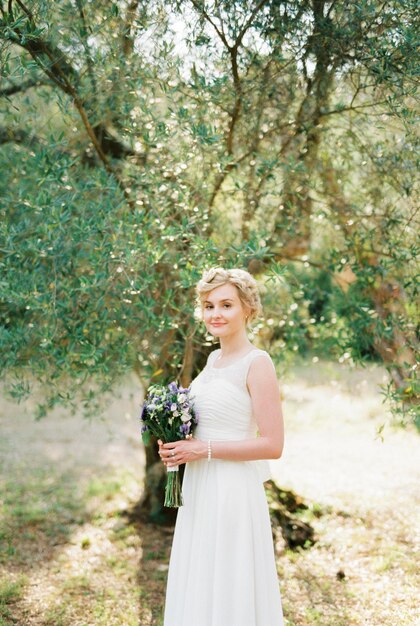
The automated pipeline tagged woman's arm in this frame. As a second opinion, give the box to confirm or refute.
[206,355,284,461]
[159,356,284,467]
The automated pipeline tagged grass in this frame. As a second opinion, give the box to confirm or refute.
[270,360,420,626]
[0,576,27,626]
[0,361,419,625]
[0,464,141,625]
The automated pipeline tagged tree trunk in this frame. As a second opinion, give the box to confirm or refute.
[270,1,335,259]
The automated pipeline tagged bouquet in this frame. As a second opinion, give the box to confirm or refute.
[140,381,198,507]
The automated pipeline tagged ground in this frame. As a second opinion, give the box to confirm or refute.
[0,362,419,626]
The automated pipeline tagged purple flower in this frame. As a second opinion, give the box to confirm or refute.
[139,402,147,420]
[179,423,190,436]
[168,381,178,394]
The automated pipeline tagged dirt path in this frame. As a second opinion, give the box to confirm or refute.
[271,362,420,626]
[0,373,145,626]
[272,363,419,511]
[0,372,144,476]
[1,363,419,626]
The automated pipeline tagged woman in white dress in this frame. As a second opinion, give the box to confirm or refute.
[158,267,285,626]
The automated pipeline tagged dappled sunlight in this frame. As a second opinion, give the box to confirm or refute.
[1,465,144,626]
[20,514,142,626]
[270,361,420,626]
[0,376,145,626]
[272,361,419,509]
[1,364,418,625]
[0,372,145,474]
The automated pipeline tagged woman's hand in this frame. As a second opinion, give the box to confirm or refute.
[158,438,207,468]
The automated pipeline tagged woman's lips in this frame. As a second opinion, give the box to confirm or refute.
[211,323,225,327]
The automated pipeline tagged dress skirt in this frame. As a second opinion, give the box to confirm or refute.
[163,458,284,626]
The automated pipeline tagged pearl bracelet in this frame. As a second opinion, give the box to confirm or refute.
[207,439,212,462]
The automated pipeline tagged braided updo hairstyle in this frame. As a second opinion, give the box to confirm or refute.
[196,267,262,323]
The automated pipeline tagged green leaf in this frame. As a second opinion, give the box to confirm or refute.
[142,430,151,446]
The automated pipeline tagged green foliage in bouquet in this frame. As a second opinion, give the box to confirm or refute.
[140,382,198,507]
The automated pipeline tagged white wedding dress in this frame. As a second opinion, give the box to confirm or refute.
[163,348,284,626]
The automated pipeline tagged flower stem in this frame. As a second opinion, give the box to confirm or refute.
[164,468,183,507]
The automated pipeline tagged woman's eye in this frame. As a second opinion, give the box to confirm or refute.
[223,304,231,308]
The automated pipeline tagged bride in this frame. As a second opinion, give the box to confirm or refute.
[158,267,285,626]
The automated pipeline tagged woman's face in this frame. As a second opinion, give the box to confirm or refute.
[202,282,249,338]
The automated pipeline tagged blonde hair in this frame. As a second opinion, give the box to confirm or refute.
[196,267,262,323]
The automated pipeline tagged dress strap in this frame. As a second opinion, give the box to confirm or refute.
[245,348,272,364]
[207,348,221,366]
[243,349,275,383]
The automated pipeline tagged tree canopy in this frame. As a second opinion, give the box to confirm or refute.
[0,0,418,424]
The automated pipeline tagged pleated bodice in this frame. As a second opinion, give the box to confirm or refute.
[190,347,273,482]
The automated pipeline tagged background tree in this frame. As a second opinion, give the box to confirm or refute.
[1,0,418,522]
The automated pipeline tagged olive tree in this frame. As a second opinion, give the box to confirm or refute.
[1,0,418,521]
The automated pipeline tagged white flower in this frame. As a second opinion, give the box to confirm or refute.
[170,403,177,412]
[181,412,190,423]
[173,410,179,417]
[178,393,187,403]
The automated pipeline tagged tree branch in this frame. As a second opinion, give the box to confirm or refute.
[1,0,137,207]
[226,46,241,154]
[319,99,389,118]
[121,0,140,57]
[14,0,33,20]
[0,125,39,145]
[0,125,73,159]
[74,0,98,102]
[189,0,229,48]
[233,0,269,51]
[0,77,50,96]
